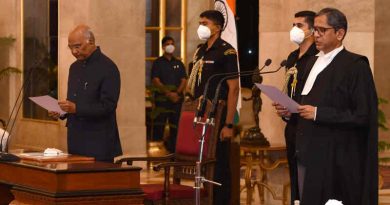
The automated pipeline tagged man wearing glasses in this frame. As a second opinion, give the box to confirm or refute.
[49,25,122,163]
[275,8,378,204]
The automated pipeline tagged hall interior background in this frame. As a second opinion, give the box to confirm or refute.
[0,1,389,203]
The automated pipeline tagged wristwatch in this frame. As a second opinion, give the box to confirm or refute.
[224,123,233,129]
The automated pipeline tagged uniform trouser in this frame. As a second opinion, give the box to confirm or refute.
[211,107,231,205]
[152,102,182,153]
[285,125,299,204]
[286,142,299,204]
[213,139,231,205]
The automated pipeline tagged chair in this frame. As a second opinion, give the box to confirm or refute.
[116,98,225,205]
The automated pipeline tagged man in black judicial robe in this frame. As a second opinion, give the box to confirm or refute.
[49,25,122,162]
[274,8,377,204]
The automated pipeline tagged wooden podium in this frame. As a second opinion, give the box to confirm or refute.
[0,154,144,205]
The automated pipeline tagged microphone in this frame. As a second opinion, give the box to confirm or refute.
[0,61,39,161]
[256,59,287,75]
[193,59,272,125]
[206,59,287,123]
[259,58,272,72]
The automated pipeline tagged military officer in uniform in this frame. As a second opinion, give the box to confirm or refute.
[187,10,239,205]
[274,10,318,203]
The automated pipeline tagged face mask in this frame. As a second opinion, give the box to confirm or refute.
[290,26,305,45]
[197,25,211,40]
[165,45,175,54]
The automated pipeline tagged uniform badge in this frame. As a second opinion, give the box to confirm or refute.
[224,48,237,56]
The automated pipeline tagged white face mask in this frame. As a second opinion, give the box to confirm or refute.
[165,45,175,54]
[290,26,305,45]
[197,25,211,40]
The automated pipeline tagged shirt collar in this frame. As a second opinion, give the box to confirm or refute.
[291,42,318,60]
[316,45,344,60]
[83,46,101,64]
[162,55,178,62]
[305,43,319,56]
[201,37,224,51]
[211,37,224,49]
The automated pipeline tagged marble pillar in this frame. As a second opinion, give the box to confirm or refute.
[0,0,21,130]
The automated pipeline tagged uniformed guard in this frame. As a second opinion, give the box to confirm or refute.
[187,10,239,205]
[273,11,318,204]
[151,36,187,153]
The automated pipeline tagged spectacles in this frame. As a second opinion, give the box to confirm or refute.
[313,26,334,35]
[68,44,82,50]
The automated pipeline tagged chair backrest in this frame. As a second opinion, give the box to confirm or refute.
[173,98,225,181]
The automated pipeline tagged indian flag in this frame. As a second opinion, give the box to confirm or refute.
[214,0,241,123]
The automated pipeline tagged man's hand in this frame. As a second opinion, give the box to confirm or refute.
[48,111,61,120]
[58,100,76,113]
[298,105,316,120]
[272,102,291,118]
[220,126,233,141]
[166,92,180,103]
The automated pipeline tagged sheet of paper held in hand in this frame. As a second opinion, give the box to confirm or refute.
[255,83,299,113]
[29,95,66,115]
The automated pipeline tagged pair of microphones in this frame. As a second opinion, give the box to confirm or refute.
[193,58,287,126]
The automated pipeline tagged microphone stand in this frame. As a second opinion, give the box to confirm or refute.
[0,61,39,161]
[193,115,221,205]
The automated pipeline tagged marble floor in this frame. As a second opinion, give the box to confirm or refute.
[135,161,288,205]
[137,161,390,205]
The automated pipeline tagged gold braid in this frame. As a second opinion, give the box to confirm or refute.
[282,66,298,98]
[290,71,298,97]
[186,47,203,96]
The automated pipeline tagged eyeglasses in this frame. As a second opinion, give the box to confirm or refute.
[313,26,334,35]
[68,44,82,50]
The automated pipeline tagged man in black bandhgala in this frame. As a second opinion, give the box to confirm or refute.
[49,25,122,163]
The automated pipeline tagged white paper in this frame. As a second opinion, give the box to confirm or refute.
[29,95,66,115]
[43,148,64,156]
[255,84,299,113]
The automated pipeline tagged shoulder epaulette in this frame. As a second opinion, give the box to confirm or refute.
[224,48,237,56]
